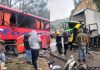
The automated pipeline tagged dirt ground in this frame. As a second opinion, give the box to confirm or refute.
[7,63,33,70]
[6,57,49,70]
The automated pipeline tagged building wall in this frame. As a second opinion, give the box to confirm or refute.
[85,9,100,36]
[85,9,94,25]
[71,12,85,22]
[93,10,100,35]
[73,0,97,15]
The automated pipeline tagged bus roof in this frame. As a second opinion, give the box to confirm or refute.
[0,4,50,22]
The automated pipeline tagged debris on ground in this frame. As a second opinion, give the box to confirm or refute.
[38,57,50,70]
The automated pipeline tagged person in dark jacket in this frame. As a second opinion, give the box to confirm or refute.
[62,32,68,55]
[56,31,63,54]
[24,34,31,64]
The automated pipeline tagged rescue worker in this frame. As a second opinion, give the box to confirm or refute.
[24,34,31,64]
[56,31,63,54]
[68,30,74,50]
[86,32,90,54]
[76,28,87,62]
[28,30,41,70]
[62,32,68,55]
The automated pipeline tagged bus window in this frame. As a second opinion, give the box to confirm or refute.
[18,14,36,29]
[10,13,16,27]
[0,11,3,25]
[41,22,44,29]
[16,13,49,30]
[68,23,77,28]
[45,24,50,30]
[44,21,50,30]
[4,12,11,26]
[36,20,40,29]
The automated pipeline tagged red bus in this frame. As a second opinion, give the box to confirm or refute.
[0,4,50,55]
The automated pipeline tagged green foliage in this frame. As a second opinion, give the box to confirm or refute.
[93,0,100,3]
[0,0,49,19]
[93,0,100,11]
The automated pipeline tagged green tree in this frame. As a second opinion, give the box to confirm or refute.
[93,0,100,11]
[0,0,50,19]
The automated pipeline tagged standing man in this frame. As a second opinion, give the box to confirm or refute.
[24,34,31,64]
[56,31,63,54]
[68,31,73,50]
[62,32,68,55]
[86,32,90,54]
[76,28,87,62]
[28,30,41,70]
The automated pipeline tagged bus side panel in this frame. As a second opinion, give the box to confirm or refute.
[17,36,26,53]
[40,35,50,49]
[17,45,25,53]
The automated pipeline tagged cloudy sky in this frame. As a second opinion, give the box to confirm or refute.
[48,0,75,21]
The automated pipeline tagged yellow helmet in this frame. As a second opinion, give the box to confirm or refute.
[74,23,81,29]
[56,31,60,35]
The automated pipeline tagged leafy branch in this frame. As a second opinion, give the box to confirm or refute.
[93,0,100,11]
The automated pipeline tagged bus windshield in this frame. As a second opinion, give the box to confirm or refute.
[67,21,80,28]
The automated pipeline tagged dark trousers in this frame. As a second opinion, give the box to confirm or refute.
[31,49,39,70]
[56,43,63,54]
[68,42,73,50]
[64,44,68,54]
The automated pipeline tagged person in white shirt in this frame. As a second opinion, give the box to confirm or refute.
[28,30,41,70]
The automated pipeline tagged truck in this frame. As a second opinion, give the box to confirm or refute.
[71,8,100,47]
